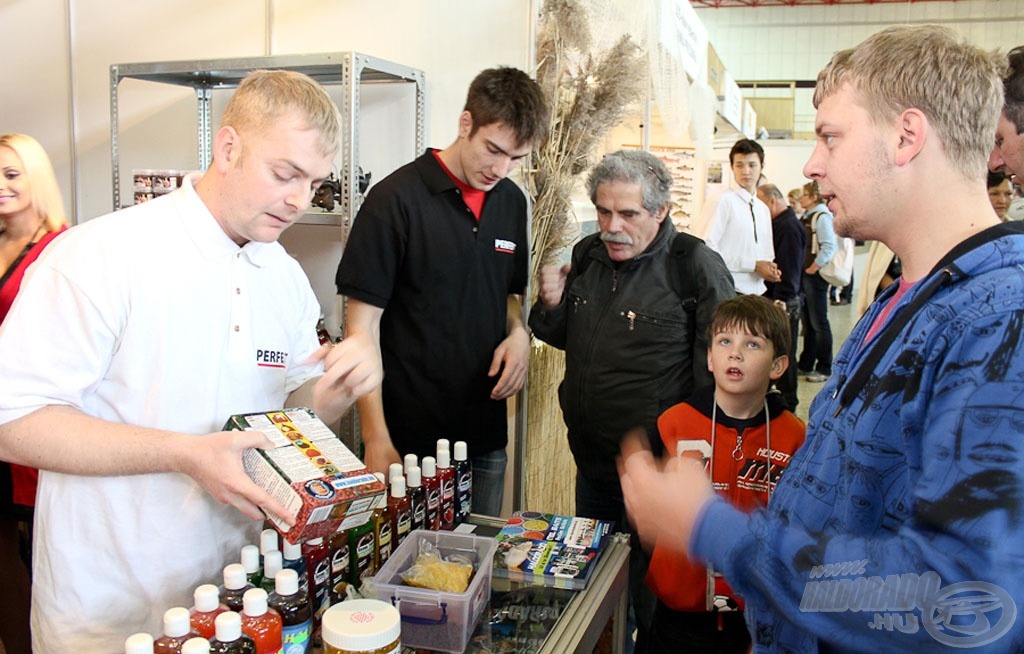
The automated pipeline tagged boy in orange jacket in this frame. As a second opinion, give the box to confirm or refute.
[646,294,806,652]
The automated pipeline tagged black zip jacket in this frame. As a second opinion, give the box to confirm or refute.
[530,219,736,484]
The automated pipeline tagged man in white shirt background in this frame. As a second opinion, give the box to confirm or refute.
[700,138,779,295]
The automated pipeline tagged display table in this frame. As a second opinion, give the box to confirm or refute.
[448,515,630,654]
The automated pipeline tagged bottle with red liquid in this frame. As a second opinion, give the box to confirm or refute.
[219,564,254,613]
[268,568,312,654]
[154,607,200,654]
[436,448,455,530]
[301,537,329,630]
[209,612,256,654]
[190,584,227,640]
[388,474,412,548]
[406,465,426,533]
[453,440,473,525]
[421,456,441,531]
[241,588,282,654]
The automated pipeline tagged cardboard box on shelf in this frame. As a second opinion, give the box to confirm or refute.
[226,407,386,542]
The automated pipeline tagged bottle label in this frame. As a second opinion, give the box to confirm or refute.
[281,619,312,654]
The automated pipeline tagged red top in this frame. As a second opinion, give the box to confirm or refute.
[646,396,806,612]
[1,225,67,507]
[432,150,486,219]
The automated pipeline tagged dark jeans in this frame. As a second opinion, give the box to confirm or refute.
[773,297,801,411]
[469,449,506,516]
[799,272,833,375]
[577,472,653,654]
[649,602,751,654]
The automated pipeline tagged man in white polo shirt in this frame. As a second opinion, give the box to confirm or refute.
[0,70,381,652]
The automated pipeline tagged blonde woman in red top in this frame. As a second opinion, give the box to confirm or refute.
[0,132,68,654]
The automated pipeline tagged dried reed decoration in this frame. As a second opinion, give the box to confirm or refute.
[522,0,646,514]
[527,0,647,288]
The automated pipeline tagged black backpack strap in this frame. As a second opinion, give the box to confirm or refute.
[668,232,703,313]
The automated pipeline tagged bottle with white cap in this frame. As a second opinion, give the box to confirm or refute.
[268,568,312,654]
[371,472,393,571]
[436,448,455,530]
[260,550,284,594]
[406,465,426,533]
[219,563,254,613]
[190,583,227,639]
[240,544,263,588]
[154,606,200,653]
[260,529,279,559]
[209,612,256,654]
[403,453,418,477]
[125,632,155,654]
[387,475,412,548]
[181,637,211,654]
[387,463,404,486]
[420,456,441,531]
[240,588,282,654]
[281,538,307,592]
[453,440,473,525]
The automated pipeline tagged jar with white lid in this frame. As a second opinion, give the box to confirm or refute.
[321,599,400,654]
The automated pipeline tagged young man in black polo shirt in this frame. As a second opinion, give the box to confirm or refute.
[336,67,548,516]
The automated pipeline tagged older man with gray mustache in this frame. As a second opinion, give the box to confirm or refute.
[530,149,735,653]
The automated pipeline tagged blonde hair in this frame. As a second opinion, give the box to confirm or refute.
[813,25,1005,181]
[220,70,341,157]
[0,133,67,231]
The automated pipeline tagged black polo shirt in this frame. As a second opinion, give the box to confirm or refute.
[336,150,528,459]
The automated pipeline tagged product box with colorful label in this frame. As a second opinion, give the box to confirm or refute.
[226,408,386,542]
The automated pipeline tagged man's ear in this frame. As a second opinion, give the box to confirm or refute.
[458,110,473,140]
[894,108,928,167]
[655,203,670,223]
[770,354,789,381]
[212,126,241,173]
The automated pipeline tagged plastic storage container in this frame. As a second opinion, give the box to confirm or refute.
[371,529,497,653]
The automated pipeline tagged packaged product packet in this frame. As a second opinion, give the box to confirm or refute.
[226,408,386,542]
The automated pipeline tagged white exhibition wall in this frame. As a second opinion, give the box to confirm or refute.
[1,0,534,225]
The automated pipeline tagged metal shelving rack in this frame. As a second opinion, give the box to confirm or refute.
[110,52,426,232]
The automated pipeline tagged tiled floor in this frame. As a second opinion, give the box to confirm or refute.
[792,299,861,423]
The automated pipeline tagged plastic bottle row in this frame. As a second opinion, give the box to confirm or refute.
[123,439,470,653]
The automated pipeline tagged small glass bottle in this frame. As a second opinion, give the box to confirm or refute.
[387,475,412,548]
